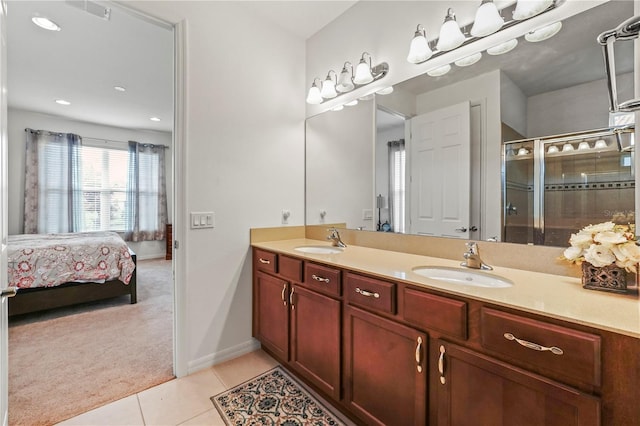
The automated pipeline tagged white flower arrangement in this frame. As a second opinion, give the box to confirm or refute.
[563,222,640,273]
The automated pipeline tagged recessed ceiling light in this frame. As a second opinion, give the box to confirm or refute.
[114,86,126,92]
[150,117,161,122]
[32,16,61,32]
[55,99,71,105]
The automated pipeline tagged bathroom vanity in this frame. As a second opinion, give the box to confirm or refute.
[252,238,639,426]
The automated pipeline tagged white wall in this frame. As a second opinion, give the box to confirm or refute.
[306,100,375,230]
[125,1,305,372]
[500,71,527,137]
[527,72,634,137]
[8,108,172,259]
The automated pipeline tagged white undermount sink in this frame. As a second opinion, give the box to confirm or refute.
[294,245,344,254]
[411,266,513,288]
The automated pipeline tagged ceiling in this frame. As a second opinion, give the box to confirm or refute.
[6,0,357,134]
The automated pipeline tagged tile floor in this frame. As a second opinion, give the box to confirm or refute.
[56,349,353,426]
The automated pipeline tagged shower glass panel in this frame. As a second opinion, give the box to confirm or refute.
[503,126,635,246]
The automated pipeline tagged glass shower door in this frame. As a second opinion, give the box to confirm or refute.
[503,142,535,244]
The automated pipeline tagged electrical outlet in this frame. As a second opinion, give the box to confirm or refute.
[282,209,291,224]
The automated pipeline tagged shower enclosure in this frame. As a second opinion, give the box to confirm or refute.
[503,126,635,246]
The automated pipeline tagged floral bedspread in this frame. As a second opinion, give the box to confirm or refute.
[8,232,136,289]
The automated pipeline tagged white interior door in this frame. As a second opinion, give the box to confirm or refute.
[409,101,470,238]
[0,2,9,425]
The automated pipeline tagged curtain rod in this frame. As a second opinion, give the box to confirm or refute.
[24,128,169,149]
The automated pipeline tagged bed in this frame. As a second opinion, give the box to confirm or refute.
[7,231,137,317]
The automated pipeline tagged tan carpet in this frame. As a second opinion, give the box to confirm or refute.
[8,259,174,426]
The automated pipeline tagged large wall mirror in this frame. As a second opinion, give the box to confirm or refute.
[305,0,636,247]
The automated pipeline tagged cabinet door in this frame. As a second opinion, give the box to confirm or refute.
[290,285,341,400]
[344,306,427,426]
[254,271,289,361]
[436,341,600,426]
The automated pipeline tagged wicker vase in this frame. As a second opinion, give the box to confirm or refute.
[581,262,628,294]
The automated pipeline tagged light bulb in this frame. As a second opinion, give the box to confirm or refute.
[436,9,466,51]
[32,16,61,31]
[306,81,323,105]
[320,72,337,99]
[336,64,354,93]
[427,64,451,77]
[487,39,518,55]
[454,52,482,67]
[332,105,344,111]
[578,141,591,151]
[562,143,574,152]
[354,56,374,85]
[594,139,608,150]
[547,145,559,153]
[407,26,433,64]
[513,0,553,20]
[525,22,562,42]
[517,147,529,156]
[471,0,504,37]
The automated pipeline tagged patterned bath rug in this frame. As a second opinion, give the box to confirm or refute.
[211,366,346,425]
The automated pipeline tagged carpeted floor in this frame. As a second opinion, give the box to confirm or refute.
[8,258,174,426]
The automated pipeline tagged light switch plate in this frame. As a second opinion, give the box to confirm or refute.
[191,212,215,229]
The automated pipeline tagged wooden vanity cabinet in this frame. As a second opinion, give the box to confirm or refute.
[436,340,600,426]
[344,305,427,426]
[253,252,341,401]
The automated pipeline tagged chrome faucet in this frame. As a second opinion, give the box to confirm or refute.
[327,228,347,248]
[461,242,492,270]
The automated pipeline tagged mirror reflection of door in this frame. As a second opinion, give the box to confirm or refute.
[410,101,470,238]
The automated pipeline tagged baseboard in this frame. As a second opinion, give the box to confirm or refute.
[187,338,261,375]
[136,254,167,261]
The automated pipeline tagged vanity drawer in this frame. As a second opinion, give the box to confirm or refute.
[304,262,341,297]
[279,255,302,282]
[403,288,467,339]
[480,307,601,387]
[254,249,277,274]
[345,272,395,315]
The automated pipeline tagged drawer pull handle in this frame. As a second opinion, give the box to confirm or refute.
[258,258,271,264]
[415,337,423,373]
[355,287,380,298]
[290,287,295,310]
[503,333,564,355]
[281,283,287,306]
[438,345,446,385]
[312,274,330,283]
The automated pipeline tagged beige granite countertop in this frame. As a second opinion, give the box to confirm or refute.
[252,238,640,339]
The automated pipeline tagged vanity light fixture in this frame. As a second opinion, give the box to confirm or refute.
[454,52,482,67]
[407,25,433,64]
[331,105,344,111]
[307,52,389,105]
[513,0,554,21]
[427,64,451,77]
[55,99,70,105]
[407,0,561,66]
[517,147,529,156]
[547,145,559,154]
[470,0,504,37]
[336,62,355,93]
[376,86,394,95]
[32,16,61,31]
[320,70,338,99]
[436,8,466,51]
[486,38,518,55]
[359,94,375,101]
[354,52,374,85]
[306,78,323,105]
[562,142,575,152]
[345,99,359,106]
[525,21,562,42]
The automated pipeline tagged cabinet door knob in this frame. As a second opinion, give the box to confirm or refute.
[415,337,423,373]
[281,283,287,306]
[312,274,330,283]
[355,287,380,298]
[438,345,446,385]
[503,332,564,355]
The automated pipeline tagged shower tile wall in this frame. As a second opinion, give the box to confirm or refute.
[544,150,634,246]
